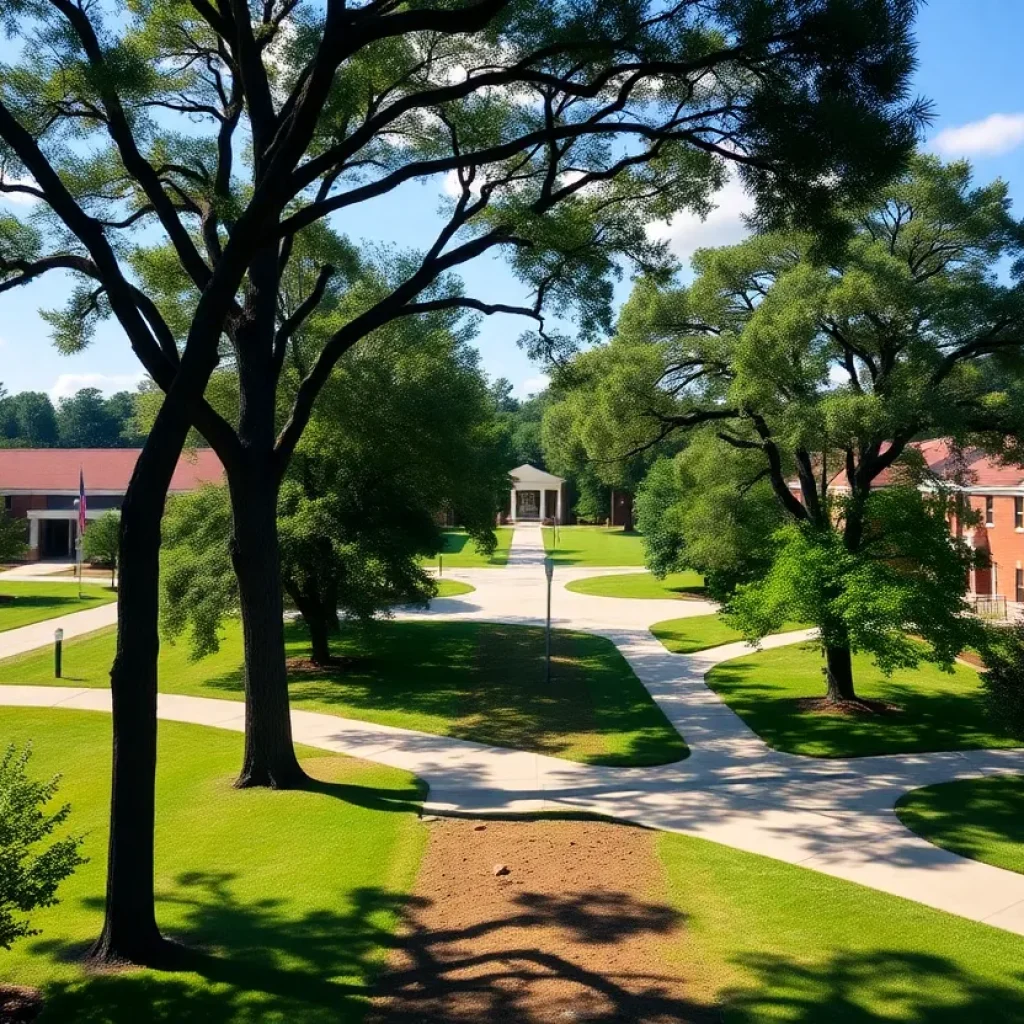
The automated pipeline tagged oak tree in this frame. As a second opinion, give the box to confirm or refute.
[0,0,924,961]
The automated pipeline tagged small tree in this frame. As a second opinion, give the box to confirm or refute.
[161,309,506,664]
[0,743,85,951]
[0,511,26,565]
[82,512,119,587]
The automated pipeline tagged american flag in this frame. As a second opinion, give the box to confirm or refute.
[78,468,87,539]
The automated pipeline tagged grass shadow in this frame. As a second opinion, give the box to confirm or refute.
[202,620,686,767]
[706,645,1017,758]
[895,774,1024,872]
[725,948,1024,1023]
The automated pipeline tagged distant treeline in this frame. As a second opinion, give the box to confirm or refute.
[0,386,145,448]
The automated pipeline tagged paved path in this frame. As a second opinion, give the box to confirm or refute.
[0,601,118,658]
[0,560,80,582]
[2,523,1023,936]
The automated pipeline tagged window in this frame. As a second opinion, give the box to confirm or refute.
[985,496,994,527]
[1017,568,1024,606]
[1016,496,1023,530]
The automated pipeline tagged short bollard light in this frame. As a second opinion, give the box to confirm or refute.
[54,628,64,679]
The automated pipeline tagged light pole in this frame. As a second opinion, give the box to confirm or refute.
[544,556,554,685]
[54,628,63,679]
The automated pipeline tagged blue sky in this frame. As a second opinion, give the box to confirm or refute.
[2,0,1023,403]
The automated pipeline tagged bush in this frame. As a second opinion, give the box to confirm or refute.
[0,743,86,950]
[82,511,119,585]
[0,511,26,564]
[979,621,1024,738]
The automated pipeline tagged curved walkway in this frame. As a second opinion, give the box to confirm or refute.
[1,524,1023,937]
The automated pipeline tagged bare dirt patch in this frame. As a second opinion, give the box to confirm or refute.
[0,985,42,1024]
[792,696,903,717]
[369,817,717,1024]
[284,655,370,677]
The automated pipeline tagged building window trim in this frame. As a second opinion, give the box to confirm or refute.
[985,495,995,528]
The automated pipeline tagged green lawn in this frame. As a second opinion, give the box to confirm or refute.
[0,619,686,766]
[8,709,1024,1023]
[651,614,749,654]
[705,642,1022,758]
[432,579,474,599]
[565,571,705,600]
[542,526,646,566]
[0,707,425,1023]
[659,831,1024,1022]
[421,528,513,568]
[0,582,116,632]
[895,774,1024,876]
[650,614,807,655]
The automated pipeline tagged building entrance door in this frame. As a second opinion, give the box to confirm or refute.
[40,518,75,558]
[516,490,540,519]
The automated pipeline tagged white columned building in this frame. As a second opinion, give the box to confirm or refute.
[509,464,567,524]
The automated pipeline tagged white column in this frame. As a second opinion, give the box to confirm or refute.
[555,487,562,525]
[540,489,547,522]
[28,517,39,556]
[510,487,517,522]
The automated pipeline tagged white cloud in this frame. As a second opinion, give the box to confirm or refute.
[931,113,1024,158]
[49,372,146,402]
[648,174,755,270]
[516,374,549,397]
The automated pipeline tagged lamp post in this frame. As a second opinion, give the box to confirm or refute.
[54,628,63,679]
[544,556,554,685]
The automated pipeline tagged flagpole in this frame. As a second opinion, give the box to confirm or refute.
[77,466,85,600]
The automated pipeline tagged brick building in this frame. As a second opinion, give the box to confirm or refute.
[0,448,223,560]
[834,440,1024,620]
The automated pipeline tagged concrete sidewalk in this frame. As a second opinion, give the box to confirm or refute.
[1,523,1023,935]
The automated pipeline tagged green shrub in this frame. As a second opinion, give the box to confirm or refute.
[979,622,1024,738]
[0,743,86,950]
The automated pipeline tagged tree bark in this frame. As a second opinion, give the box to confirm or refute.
[88,405,189,966]
[824,643,857,703]
[229,461,307,789]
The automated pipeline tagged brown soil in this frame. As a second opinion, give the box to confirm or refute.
[793,696,903,717]
[284,655,369,677]
[369,818,718,1024]
[0,986,42,1024]
[957,650,986,670]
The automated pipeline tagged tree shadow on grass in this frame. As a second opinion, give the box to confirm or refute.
[0,594,104,608]
[33,870,715,1024]
[725,948,1024,1023]
[200,621,685,767]
[299,769,428,817]
[28,870,1024,1023]
[707,656,1017,758]
[895,774,1024,868]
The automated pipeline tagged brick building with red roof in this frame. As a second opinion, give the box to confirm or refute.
[827,439,1024,618]
[0,448,223,560]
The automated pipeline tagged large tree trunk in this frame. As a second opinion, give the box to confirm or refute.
[88,406,189,966]
[229,462,306,789]
[824,643,857,703]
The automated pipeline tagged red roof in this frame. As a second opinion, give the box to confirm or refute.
[830,439,1024,490]
[0,448,223,493]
